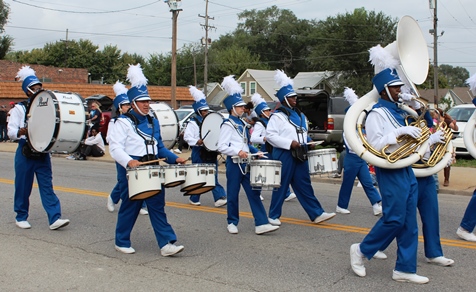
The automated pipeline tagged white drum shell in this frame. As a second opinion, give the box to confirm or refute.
[127,166,162,200]
[201,112,225,151]
[150,102,179,150]
[27,90,87,153]
[184,164,216,195]
[163,164,187,188]
[249,160,282,190]
[308,149,338,175]
[180,164,207,192]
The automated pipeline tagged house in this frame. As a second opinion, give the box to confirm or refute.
[207,69,336,106]
[418,87,473,110]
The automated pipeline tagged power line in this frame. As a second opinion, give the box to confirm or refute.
[11,0,160,14]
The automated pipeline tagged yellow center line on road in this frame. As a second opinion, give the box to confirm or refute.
[2,177,476,250]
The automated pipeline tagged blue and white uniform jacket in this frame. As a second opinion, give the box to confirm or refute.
[266,108,310,150]
[218,115,258,157]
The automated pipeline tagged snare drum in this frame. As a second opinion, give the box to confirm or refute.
[249,160,282,191]
[180,164,206,192]
[184,164,216,196]
[163,164,187,188]
[127,166,162,200]
[27,90,87,153]
[150,102,179,150]
[201,112,225,151]
[308,149,338,175]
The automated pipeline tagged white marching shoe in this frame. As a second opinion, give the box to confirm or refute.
[227,223,238,234]
[336,206,350,214]
[49,219,70,230]
[15,220,31,229]
[313,212,336,224]
[255,224,279,235]
[284,193,296,202]
[456,227,476,242]
[372,250,387,259]
[107,195,115,212]
[350,243,366,277]
[214,197,227,207]
[426,256,454,266]
[372,202,382,216]
[268,218,282,226]
[392,270,429,284]
[139,208,149,215]
[160,243,184,257]
[115,245,135,254]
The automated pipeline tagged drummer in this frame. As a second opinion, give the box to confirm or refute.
[183,86,227,207]
[266,70,336,226]
[249,93,296,202]
[108,64,186,256]
[8,66,70,230]
[217,75,278,235]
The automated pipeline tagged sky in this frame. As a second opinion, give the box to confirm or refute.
[4,0,476,75]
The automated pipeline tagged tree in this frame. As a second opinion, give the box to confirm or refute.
[439,64,469,88]
[211,6,315,77]
[308,8,398,95]
[0,0,13,59]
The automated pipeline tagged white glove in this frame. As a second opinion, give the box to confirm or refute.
[399,93,413,102]
[429,130,445,146]
[394,126,422,139]
[409,99,421,110]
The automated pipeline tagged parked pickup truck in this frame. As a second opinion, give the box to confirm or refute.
[295,89,349,151]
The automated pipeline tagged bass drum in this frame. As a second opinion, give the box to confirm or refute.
[150,102,179,150]
[201,112,225,151]
[27,90,87,153]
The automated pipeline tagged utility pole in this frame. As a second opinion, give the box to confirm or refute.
[165,0,182,109]
[60,29,69,67]
[430,0,439,107]
[199,0,215,96]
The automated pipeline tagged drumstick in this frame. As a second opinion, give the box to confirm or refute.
[139,158,166,165]
[307,141,324,145]
[202,129,211,140]
[231,152,268,159]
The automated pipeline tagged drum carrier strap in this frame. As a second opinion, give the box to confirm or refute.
[19,101,47,159]
[124,113,158,163]
[275,107,309,162]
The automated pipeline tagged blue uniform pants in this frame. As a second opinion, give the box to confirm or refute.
[189,147,227,203]
[115,163,177,249]
[225,157,268,226]
[360,166,419,273]
[269,149,324,221]
[337,152,381,209]
[14,139,62,224]
[110,162,123,204]
[460,190,476,233]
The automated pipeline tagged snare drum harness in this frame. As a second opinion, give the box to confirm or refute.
[123,112,157,163]
[274,107,310,160]
[225,116,252,174]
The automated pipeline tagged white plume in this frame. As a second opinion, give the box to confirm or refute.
[189,85,206,102]
[16,66,36,81]
[113,81,128,96]
[221,75,243,95]
[274,69,293,88]
[343,87,359,106]
[251,93,265,107]
[466,73,476,96]
[368,45,400,74]
[126,64,148,88]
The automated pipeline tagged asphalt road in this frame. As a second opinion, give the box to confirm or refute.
[0,152,475,291]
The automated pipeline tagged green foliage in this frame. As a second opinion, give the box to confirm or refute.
[439,64,469,88]
[0,0,12,59]
[309,8,397,95]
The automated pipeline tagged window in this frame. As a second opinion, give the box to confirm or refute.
[250,82,256,95]
[240,82,247,96]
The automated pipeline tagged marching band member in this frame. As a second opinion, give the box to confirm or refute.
[108,64,186,256]
[249,93,296,202]
[336,88,382,216]
[456,74,476,242]
[217,75,279,235]
[266,70,336,226]
[349,65,429,283]
[106,82,148,215]
[183,86,227,207]
[8,66,70,230]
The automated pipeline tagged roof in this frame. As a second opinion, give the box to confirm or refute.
[237,69,279,101]
[293,71,335,89]
[0,81,193,103]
